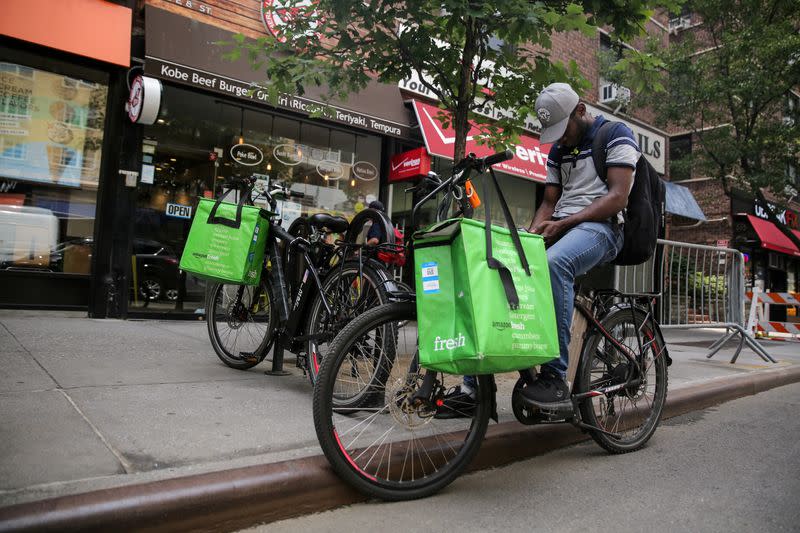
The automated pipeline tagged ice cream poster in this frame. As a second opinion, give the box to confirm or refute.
[0,62,107,189]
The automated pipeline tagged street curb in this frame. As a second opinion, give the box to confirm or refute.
[1,365,799,532]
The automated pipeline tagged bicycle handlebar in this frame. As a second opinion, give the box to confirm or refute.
[410,150,514,228]
[482,149,513,169]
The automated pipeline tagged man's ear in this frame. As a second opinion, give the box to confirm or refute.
[575,102,587,117]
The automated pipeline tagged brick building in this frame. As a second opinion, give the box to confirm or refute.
[664,9,800,295]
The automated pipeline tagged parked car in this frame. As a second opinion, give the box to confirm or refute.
[131,238,181,301]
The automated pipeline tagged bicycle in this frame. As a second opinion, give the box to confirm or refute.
[205,176,399,387]
[312,151,671,500]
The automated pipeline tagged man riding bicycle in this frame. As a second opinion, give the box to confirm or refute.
[439,82,639,415]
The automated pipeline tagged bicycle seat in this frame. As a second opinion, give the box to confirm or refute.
[308,213,350,233]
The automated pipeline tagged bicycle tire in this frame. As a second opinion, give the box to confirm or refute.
[206,279,277,370]
[313,302,492,501]
[576,306,668,453]
[305,260,392,390]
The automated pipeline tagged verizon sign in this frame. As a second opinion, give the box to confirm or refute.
[389,147,431,182]
[412,100,548,182]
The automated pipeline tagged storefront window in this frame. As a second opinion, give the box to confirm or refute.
[132,84,382,312]
[0,61,106,275]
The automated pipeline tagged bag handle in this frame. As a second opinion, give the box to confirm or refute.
[207,188,246,229]
[482,168,531,310]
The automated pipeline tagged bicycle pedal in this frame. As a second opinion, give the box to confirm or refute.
[239,352,258,364]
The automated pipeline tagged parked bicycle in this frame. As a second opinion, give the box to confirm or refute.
[205,176,400,387]
[312,151,671,500]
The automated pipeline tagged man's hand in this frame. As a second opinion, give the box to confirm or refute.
[531,219,566,244]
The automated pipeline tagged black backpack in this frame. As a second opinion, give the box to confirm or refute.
[591,121,665,266]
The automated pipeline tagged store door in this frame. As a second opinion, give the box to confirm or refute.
[130,144,218,314]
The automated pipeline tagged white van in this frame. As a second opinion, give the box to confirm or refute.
[0,205,59,269]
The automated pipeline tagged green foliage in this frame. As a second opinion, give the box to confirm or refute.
[693,272,726,298]
[669,255,727,298]
[219,0,669,161]
[617,0,800,198]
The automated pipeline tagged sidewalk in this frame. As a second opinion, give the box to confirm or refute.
[1,310,799,527]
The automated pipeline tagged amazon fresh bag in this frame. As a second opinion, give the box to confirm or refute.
[413,217,559,375]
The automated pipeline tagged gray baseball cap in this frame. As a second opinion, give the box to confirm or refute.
[535,83,579,144]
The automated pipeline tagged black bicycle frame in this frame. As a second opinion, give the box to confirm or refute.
[263,231,385,375]
[263,233,333,375]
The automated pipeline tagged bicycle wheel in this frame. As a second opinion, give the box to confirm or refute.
[576,306,668,453]
[206,280,277,370]
[313,302,492,501]
[305,260,392,388]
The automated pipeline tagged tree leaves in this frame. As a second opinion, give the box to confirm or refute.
[218,0,669,160]
[616,0,800,198]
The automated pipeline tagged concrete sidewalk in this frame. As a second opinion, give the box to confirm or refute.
[1,310,799,528]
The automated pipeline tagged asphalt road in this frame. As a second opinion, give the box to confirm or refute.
[245,383,800,533]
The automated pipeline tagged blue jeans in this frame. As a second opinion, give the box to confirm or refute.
[540,221,623,378]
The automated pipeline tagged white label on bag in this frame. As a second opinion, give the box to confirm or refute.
[422,279,440,293]
[421,261,440,293]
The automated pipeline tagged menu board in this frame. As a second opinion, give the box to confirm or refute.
[0,62,107,189]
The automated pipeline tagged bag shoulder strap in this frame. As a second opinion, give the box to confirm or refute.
[482,168,530,310]
[591,120,617,182]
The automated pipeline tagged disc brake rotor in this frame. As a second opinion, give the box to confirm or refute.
[226,301,248,329]
[386,376,436,429]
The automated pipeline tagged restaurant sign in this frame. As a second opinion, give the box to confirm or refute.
[146,58,410,139]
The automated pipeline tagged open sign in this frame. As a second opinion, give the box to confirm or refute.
[166,203,192,219]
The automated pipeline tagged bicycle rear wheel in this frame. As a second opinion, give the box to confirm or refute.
[313,302,492,501]
[206,280,277,370]
[576,306,668,453]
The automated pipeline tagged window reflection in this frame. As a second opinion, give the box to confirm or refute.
[132,84,382,312]
[0,62,106,275]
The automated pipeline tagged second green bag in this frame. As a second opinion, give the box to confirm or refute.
[179,193,270,286]
[413,172,559,375]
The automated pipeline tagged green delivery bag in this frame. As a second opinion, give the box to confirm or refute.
[179,192,270,285]
[413,172,559,375]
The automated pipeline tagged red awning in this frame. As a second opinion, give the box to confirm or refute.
[746,215,800,257]
[411,100,549,182]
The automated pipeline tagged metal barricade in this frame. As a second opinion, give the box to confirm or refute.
[615,239,775,364]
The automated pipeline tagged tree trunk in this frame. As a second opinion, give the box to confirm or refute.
[453,107,469,163]
[452,15,477,164]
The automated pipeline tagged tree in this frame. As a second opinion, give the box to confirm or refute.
[608,0,800,246]
[223,0,676,164]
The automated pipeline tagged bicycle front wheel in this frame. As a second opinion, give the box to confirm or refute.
[313,302,492,501]
[206,280,277,370]
[576,306,668,453]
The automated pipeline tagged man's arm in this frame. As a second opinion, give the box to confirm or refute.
[529,184,561,232]
[534,166,634,243]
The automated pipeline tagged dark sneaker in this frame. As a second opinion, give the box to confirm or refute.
[434,386,476,419]
[520,373,569,404]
